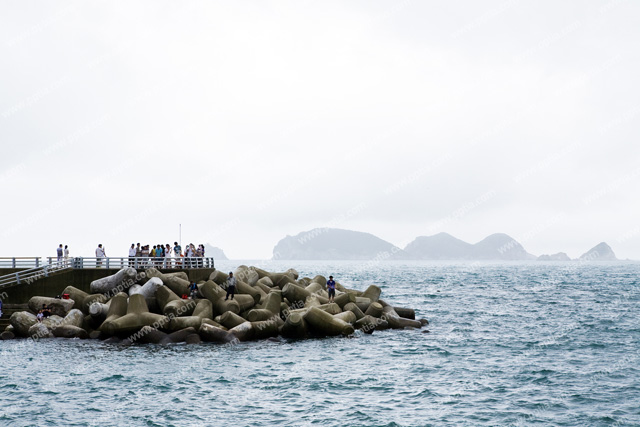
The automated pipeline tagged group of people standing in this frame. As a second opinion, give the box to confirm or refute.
[56,244,70,266]
[55,243,207,269]
[127,242,206,269]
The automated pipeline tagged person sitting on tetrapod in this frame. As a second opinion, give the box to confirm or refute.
[40,304,52,318]
[189,282,198,299]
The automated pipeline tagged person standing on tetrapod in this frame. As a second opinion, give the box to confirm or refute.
[225,272,236,300]
[327,275,336,303]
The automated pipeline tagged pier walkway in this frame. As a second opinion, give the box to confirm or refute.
[0,257,215,289]
[0,257,216,305]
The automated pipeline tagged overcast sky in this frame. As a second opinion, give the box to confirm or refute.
[1,1,639,260]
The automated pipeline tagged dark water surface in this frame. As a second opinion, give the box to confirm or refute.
[1,261,639,426]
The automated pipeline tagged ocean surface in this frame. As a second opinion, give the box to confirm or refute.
[1,260,639,427]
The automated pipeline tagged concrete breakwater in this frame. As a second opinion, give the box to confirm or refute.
[1,265,427,344]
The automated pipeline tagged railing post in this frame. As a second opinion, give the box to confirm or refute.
[15,272,20,285]
[106,258,110,269]
[12,258,16,268]
[36,258,40,268]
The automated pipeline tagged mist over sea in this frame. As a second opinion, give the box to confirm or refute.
[1,260,638,427]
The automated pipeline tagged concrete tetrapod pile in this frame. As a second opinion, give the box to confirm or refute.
[1,266,427,344]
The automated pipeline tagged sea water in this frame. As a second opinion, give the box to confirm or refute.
[0,260,638,427]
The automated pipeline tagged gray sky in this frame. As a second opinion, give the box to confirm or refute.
[1,0,639,260]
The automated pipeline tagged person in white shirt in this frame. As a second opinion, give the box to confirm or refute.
[96,244,106,267]
[128,244,136,267]
[64,245,70,267]
[163,244,172,268]
[185,243,195,268]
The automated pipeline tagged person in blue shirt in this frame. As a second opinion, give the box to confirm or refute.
[189,282,198,299]
[156,244,164,267]
[173,242,182,268]
[327,275,336,303]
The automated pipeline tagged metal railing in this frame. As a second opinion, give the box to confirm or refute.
[0,263,71,289]
[46,256,215,270]
[0,257,41,268]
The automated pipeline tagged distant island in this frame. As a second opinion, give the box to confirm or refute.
[204,244,228,260]
[273,229,407,260]
[537,252,572,261]
[404,232,536,260]
[578,242,617,261]
[271,228,620,261]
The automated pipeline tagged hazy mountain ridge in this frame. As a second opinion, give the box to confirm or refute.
[271,228,621,261]
[404,233,473,260]
[204,244,228,260]
[273,228,407,260]
[537,252,572,261]
[579,242,617,261]
[404,232,537,260]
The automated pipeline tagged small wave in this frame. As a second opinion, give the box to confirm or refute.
[412,388,440,398]
[97,374,125,382]
[0,383,18,389]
